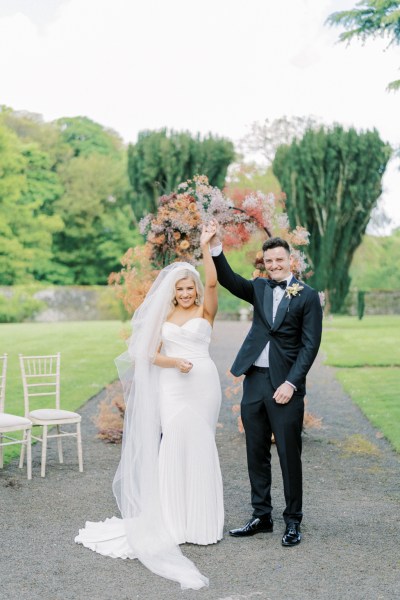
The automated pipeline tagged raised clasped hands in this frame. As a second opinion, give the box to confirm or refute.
[200,219,219,248]
[175,358,193,374]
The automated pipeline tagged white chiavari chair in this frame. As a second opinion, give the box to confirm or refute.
[19,353,83,477]
[0,353,32,479]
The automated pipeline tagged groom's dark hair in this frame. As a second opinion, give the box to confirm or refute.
[262,237,291,255]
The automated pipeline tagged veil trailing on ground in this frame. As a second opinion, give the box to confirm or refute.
[113,262,208,590]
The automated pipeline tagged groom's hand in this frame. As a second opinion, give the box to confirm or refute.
[273,382,294,404]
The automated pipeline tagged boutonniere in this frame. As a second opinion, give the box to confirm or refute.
[286,283,304,298]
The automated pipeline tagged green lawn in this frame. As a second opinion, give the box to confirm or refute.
[1,320,128,461]
[322,315,400,452]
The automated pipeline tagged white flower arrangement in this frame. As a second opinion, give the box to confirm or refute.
[286,283,304,298]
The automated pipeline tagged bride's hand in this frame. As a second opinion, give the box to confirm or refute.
[175,359,193,373]
[200,220,218,247]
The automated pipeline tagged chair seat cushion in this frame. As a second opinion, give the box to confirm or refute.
[29,409,80,421]
[0,413,32,428]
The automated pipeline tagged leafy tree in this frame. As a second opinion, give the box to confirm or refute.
[55,116,125,158]
[19,144,64,280]
[127,129,235,218]
[0,109,138,285]
[326,0,400,91]
[0,121,64,284]
[0,122,27,283]
[273,125,391,312]
[2,107,73,166]
[53,153,135,283]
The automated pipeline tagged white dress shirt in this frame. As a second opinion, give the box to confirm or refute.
[253,272,293,368]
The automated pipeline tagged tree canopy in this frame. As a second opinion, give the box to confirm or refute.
[0,110,236,285]
[0,109,136,285]
[273,125,392,312]
[127,129,235,218]
[327,0,400,91]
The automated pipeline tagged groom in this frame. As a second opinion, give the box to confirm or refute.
[210,234,323,546]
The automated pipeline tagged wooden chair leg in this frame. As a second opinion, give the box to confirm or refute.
[19,431,26,468]
[41,426,47,478]
[27,429,32,480]
[77,422,83,472]
[0,435,3,469]
[57,425,63,464]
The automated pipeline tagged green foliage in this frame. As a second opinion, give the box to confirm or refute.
[350,228,400,289]
[0,109,139,285]
[19,143,65,281]
[0,120,63,284]
[127,129,235,218]
[50,117,136,284]
[0,288,44,323]
[326,0,400,91]
[53,152,137,283]
[273,125,392,312]
[55,116,124,158]
[0,118,26,219]
[2,108,73,166]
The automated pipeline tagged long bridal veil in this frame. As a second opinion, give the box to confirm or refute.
[112,262,209,589]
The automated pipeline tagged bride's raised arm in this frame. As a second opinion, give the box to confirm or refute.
[200,220,219,324]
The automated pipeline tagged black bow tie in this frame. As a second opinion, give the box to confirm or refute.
[267,279,287,290]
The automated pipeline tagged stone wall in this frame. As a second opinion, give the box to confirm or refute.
[342,290,400,316]
[33,287,126,321]
[0,286,125,322]
[1,286,399,322]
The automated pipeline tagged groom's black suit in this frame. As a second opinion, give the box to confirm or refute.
[213,251,323,524]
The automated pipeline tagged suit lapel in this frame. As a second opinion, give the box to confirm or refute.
[271,276,297,332]
[262,283,273,327]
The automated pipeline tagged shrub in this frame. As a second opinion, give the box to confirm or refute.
[0,288,45,322]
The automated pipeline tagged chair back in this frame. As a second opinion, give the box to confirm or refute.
[0,354,7,413]
[19,353,61,415]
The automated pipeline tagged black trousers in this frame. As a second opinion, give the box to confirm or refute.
[241,367,304,524]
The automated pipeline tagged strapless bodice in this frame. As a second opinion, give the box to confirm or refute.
[161,317,212,359]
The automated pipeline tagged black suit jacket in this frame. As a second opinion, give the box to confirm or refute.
[213,252,323,394]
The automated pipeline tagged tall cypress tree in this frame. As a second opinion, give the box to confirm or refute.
[273,126,391,312]
[127,129,235,218]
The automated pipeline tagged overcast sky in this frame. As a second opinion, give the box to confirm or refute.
[1,0,399,232]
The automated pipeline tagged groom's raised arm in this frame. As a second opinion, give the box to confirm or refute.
[212,251,254,304]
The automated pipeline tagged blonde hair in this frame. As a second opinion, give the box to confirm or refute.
[171,269,204,307]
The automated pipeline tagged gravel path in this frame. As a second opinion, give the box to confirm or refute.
[1,321,399,600]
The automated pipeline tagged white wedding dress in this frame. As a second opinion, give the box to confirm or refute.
[75,317,223,581]
[159,317,224,545]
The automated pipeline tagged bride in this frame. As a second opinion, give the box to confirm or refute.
[75,222,223,589]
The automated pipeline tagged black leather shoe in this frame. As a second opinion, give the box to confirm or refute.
[229,516,273,537]
[281,522,301,546]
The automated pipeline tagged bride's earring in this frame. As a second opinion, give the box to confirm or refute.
[195,296,200,306]
[173,298,178,306]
